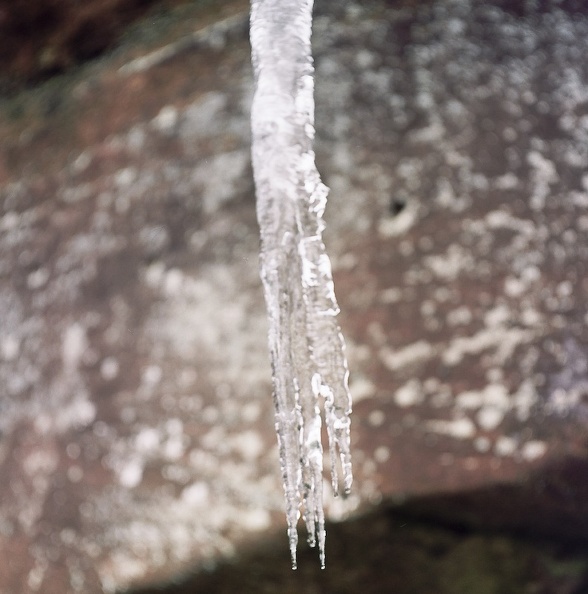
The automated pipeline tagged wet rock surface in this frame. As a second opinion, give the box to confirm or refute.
[1,0,588,591]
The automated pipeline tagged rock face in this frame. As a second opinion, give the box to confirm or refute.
[1,0,587,592]
[129,494,588,594]
[0,0,199,90]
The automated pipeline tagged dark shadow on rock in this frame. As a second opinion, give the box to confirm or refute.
[125,456,588,594]
[0,0,235,92]
[400,455,588,545]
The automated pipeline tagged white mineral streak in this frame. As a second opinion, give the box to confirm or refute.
[249,0,352,570]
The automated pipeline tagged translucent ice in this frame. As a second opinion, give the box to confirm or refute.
[249,0,353,569]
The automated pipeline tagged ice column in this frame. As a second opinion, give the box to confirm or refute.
[249,0,353,569]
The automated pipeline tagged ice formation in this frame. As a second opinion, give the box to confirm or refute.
[249,0,353,570]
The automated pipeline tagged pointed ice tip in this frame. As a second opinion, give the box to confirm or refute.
[344,471,353,495]
[290,541,297,570]
[331,477,340,497]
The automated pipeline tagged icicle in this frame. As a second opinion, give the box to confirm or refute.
[249,0,352,569]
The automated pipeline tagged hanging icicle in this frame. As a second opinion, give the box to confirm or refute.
[249,0,353,569]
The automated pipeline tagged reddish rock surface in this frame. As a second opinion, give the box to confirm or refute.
[1,0,588,592]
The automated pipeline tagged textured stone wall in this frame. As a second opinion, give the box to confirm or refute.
[1,0,587,591]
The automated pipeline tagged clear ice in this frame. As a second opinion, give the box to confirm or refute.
[249,0,353,570]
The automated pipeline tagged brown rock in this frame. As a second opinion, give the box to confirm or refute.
[1,0,587,591]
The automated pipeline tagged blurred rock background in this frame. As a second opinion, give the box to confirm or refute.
[1,0,588,592]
